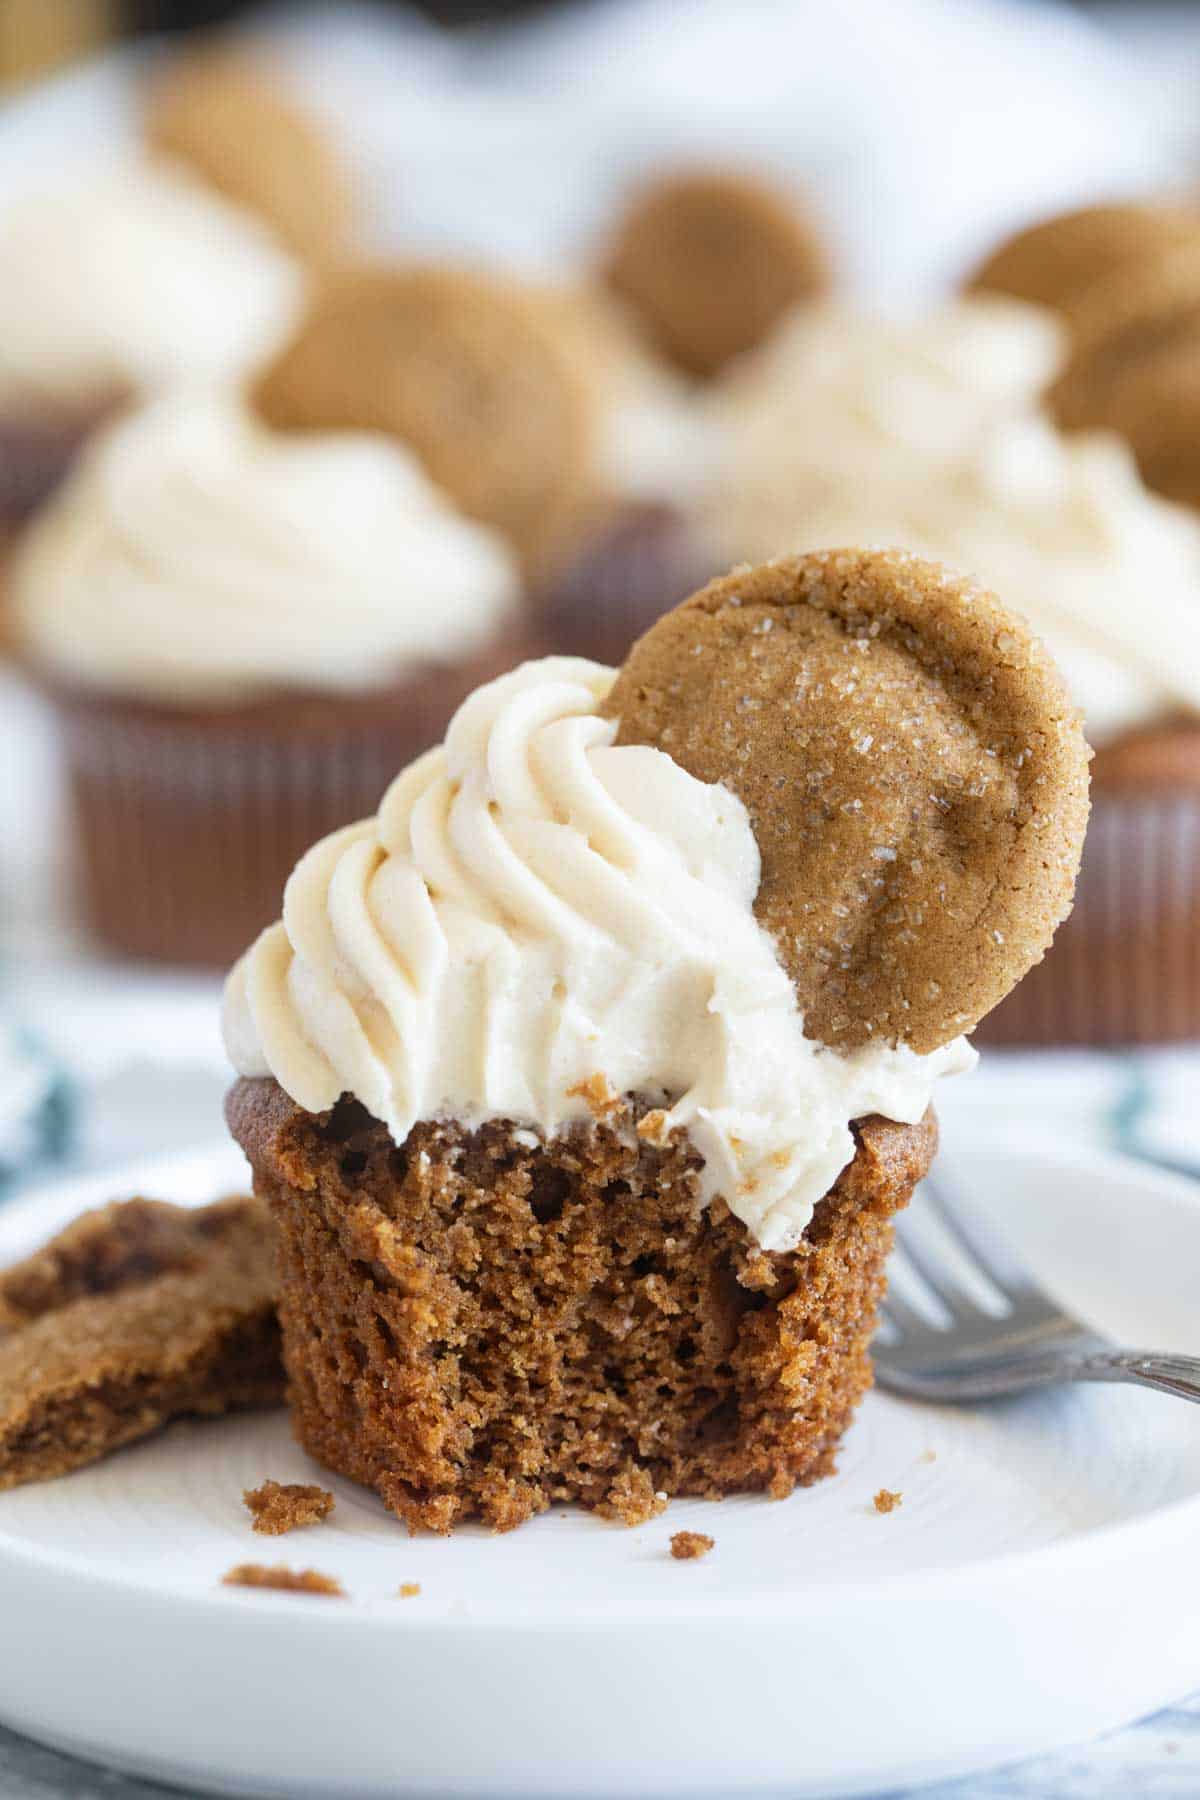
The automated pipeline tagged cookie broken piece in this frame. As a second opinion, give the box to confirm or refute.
[0,1196,282,1491]
[223,1562,344,1597]
[607,548,1091,1053]
[244,1478,334,1536]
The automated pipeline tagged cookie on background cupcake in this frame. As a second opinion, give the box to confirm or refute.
[0,44,356,533]
[601,166,832,379]
[223,548,1087,1533]
[694,294,1200,1045]
[253,262,719,667]
[10,388,531,967]
[967,199,1200,519]
[966,200,1200,328]
[144,42,356,269]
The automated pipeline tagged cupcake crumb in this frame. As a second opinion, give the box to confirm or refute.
[243,1478,334,1535]
[397,1582,422,1599]
[920,1449,937,1464]
[670,1530,715,1561]
[223,1562,344,1597]
[873,1488,902,1515]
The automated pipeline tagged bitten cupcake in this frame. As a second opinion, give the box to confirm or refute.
[697,297,1200,1045]
[11,389,528,966]
[224,549,1087,1533]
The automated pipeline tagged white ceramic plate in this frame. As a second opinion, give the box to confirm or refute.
[2,1140,1200,1800]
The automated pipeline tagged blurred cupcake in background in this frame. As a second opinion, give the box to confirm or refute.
[695,294,1200,1045]
[524,283,719,663]
[10,388,528,967]
[967,199,1200,514]
[143,44,356,269]
[252,262,719,667]
[0,45,356,531]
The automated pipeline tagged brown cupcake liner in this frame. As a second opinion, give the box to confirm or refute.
[976,790,1200,1046]
[538,502,716,665]
[0,401,123,523]
[48,631,539,968]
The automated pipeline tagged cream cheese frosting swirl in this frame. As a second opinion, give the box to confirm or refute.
[0,155,304,414]
[702,298,1200,744]
[12,389,522,704]
[223,657,973,1253]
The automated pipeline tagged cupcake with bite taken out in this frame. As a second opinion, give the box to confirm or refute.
[11,388,530,967]
[223,549,1088,1533]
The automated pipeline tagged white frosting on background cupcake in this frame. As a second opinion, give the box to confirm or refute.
[701,297,1200,744]
[0,155,305,415]
[224,657,972,1252]
[12,389,522,704]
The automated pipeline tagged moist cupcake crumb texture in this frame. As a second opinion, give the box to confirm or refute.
[227,1076,936,1536]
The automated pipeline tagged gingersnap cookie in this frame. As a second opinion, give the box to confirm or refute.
[601,168,830,379]
[252,266,602,576]
[145,49,354,265]
[967,201,1200,325]
[606,549,1090,1053]
[1049,238,1200,431]
[0,1195,282,1491]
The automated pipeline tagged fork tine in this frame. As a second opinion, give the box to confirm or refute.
[892,1215,995,1325]
[879,1290,940,1343]
[921,1176,1046,1306]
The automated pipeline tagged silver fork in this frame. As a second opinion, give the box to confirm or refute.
[873,1175,1200,1404]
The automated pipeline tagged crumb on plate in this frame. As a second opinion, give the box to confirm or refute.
[243,1478,334,1535]
[670,1530,715,1560]
[222,1562,344,1597]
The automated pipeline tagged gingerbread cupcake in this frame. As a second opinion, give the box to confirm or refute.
[144,45,355,269]
[223,549,1087,1533]
[0,47,354,530]
[0,156,303,526]
[252,263,717,665]
[11,388,529,966]
[696,297,1200,1045]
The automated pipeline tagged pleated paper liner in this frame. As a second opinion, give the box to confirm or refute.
[978,725,1200,1046]
[44,630,541,968]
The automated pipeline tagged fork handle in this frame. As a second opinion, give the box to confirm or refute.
[1078,1349,1200,1402]
[881,1347,1200,1403]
